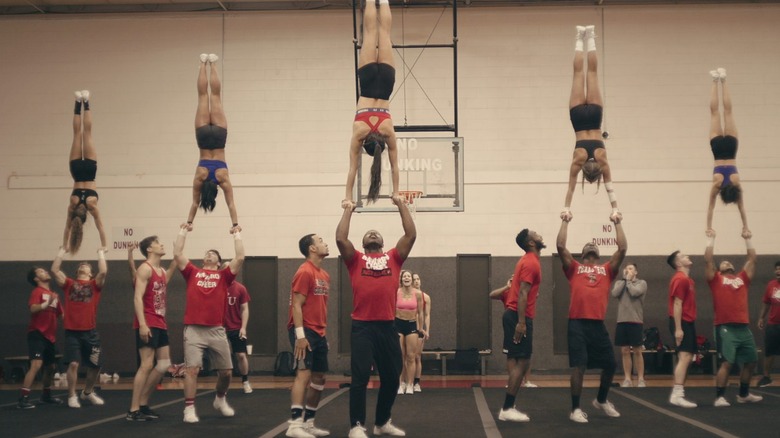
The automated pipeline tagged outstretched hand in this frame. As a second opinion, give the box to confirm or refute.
[741,228,752,239]
[560,209,573,222]
[391,193,405,207]
[230,224,242,234]
[341,199,356,211]
[609,209,623,224]
[705,228,716,238]
[184,221,193,232]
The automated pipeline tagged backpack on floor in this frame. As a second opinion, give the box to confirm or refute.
[643,327,661,351]
[274,351,296,377]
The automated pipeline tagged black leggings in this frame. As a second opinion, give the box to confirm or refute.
[350,320,402,428]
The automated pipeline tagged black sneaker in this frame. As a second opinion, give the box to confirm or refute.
[17,397,36,410]
[757,376,772,387]
[126,410,151,422]
[39,395,63,405]
[139,405,160,419]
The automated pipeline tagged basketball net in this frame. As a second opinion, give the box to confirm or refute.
[398,190,423,218]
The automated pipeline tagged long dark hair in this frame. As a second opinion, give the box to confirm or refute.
[581,159,602,193]
[200,179,218,212]
[719,184,741,204]
[363,132,387,203]
[69,204,88,254]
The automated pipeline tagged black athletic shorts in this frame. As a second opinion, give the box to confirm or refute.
[710,135,738,160]
[614,322,644,347]
[569,103,603,132]
[195,124,227,150]
[288,327,329,373]
[394,318,418,337]
[502,310,533,359]
[135,327,169,350]
[764,323,780,356]
[568,319,616,370]
[358,62,395,100]
[669,317,697,354]
[28,331,58,365]
[227,329,248,354]
[64,329,102,368]
[69,159,97,182]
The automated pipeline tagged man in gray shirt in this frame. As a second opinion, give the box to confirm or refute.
[611,263,647,387]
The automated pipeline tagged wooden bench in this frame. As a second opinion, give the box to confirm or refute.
[2,355,63,383]
[420,349,492,376]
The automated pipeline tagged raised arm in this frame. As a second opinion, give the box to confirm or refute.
[134,263,152,343]
[562,162,580,220]
[220,179,240,232]
[737,194,750,237]
[706,184,719,232]
[344,135,363,205]
[704,230,717,281]
[95,248,108,288]
[336,204,357,262]
[127,243,138,278]
[393,194,417,262]
[610,279,626,298]
[164,260,178,282]
[608,219,627,278]
[556,219,574,271]
[187,177,203,226]
[51,247,68,287]
[743,234,757,280]
[386,134,400,197]
[173,224,191,270]
[229,230,245,275]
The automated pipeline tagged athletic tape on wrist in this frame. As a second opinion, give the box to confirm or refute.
[178,228,187,236]
[57,248,67,258]
[233,231,242,240]
[295,327,305,340]
[745,238,754,250]
[706,237,715,247]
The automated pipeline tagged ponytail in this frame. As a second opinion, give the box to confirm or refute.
[69,204,87,254]
[200,179,219,213]
[363,131,387,204]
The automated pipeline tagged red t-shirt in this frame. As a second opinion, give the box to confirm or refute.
[668,271,697,323]
[180,262,236,326]
[28,287,63,343]
[506,252,541,319]
[346,248,404,321]
[287,260,331,336]
[63,278,102,331]
[224,281,250,331]
[133,263,168,330]
[565,260,614,320]
[763,279,780,325]
[709,271,751,325]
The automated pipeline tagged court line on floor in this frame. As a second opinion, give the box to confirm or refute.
[0,391,69,408]
[258,387,349,438]
[751,388,780,399]
[33,389,216,438]
[612,389,738,438]
[472,386,502,438]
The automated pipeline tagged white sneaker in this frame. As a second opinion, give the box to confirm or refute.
[199,53,208,63]
[736,393,763,404]
[243,381,253,394]
[304,418,330,437]
[286,418,315,438]
[584,25,596,39]
[348,424,368,438]
[413,383,422,392]
[208,53,219,63]
[81,90,90,102]
[80,390,104,406]
[621,379,632,388]
[68,395,81,408]
[569,408,588,423]
[397,382,406,395]
[54,372,63,380]
[669,394,697,408]
[74,91,83,101]
[183,405,199,423]
[373,419,406,436]
[717,67,727,80]
[592,399,620,418]
[522,381,538,388]
[405,384,414,395]
[213,395,235,417]
[498,407,530,422]
[714,396,731,407]
[637,379,647,388]
[710,70,720,80]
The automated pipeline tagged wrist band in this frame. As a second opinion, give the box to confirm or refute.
[745,238,754,250]
[295,327,305,340]
[232,223,238,227]
[57,248,67,258]
[233,231,242,240]
[187,221,193,224]
[706,236,715,247]
[98,249,106,259]
[178,228,187,236]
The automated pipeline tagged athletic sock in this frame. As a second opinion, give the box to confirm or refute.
[20,387,31,397]
[241,375,248,383]
[502,393,516,410]
[739,383,749,397]
[596,384,609,404]
[413,378,420,385]
[575,39,583,52]
[716,386,726,398]
[74,100,82,115]
[291,405,303,420]
[83,100,90,111]
[587,38,596,52]
[378,0,389,4]
[571,395,580,411]
[304,406,317,420]
[185,398,195,407]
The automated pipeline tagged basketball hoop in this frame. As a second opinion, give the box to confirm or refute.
[398,190,423,218]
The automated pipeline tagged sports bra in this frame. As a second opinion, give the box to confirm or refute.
[714,165,738,187]
[396,290,417,312]
[355,108,391,133]
[198,159,227,184]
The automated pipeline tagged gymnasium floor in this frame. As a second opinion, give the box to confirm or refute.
[1,374,778,437]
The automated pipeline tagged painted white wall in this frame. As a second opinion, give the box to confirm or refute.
[1,4,778,261]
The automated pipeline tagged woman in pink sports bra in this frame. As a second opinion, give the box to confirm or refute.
[395,270,424,395]
[706,67,749,239]
[412,273,430,393]
[344,0,399,209]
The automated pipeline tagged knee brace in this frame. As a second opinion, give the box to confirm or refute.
[309,381,325,392]
[155,359,171,374]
